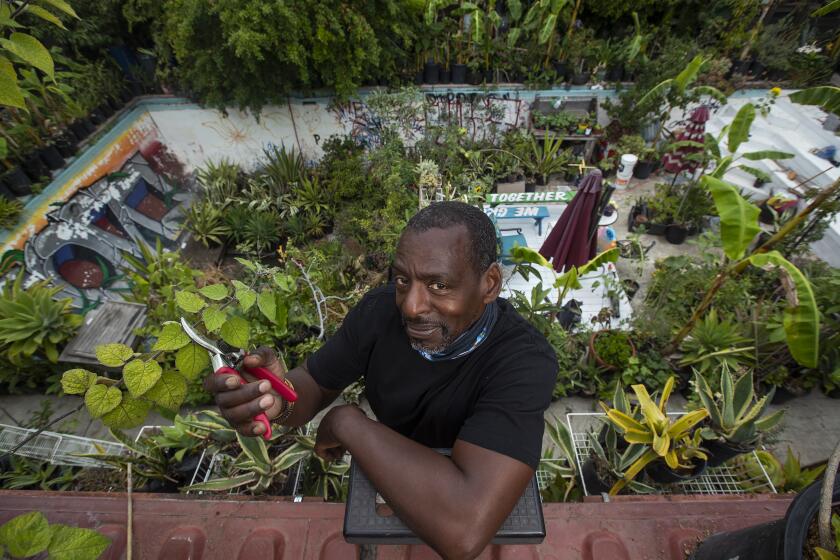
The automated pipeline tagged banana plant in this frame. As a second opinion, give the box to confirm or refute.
[694,367,785,446]
[522,0,572,68]
[600,376,709,495]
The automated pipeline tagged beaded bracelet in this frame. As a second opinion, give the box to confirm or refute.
[273,377,296,425]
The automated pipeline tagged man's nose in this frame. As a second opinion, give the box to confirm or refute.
[401,282,430,319]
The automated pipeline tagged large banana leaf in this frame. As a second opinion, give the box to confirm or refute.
[711,155,734,178]
[538,13,556,44]
[741,150,794,161]
[673,55,706,94]
[727,103,756,154]
[692,85,727,104]
[637,78,672,108]
[702,176,761,260]
[747,251,819,367]
[790,86,840,115]
[812,0,840,16]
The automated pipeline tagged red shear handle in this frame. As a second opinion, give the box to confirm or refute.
[242,365,299,402]
[215,366,272,440]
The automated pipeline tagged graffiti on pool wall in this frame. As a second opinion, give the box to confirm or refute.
[0,111,194,312]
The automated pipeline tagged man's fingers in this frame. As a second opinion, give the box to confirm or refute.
[243,347,286,377]
[221,393,277,424]
[215,380,270,408]
[205,372,245,394]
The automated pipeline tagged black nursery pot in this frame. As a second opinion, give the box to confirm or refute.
[553,62,569,82]
[451,63,467,84]
[439,68,451,84]
[690,477,840,560]
[581,458,612,495]
[2,167,32,196]
[572,71,589,85]
[413,70,423,85]
[38,145,65,170]
[467,69,484,85]
[704,440,753,468]
[664,224,688,245]
[633,160,655,179]
[89,108,106,125]
[22,152,49,181]
[55,133,78,158]
[69,120,89,141]
[82,117,97,135]
[423,61,440,85]
[645,459,706,484]
[606,65,625,82]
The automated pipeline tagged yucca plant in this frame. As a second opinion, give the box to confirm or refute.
[0,275,82,365]
[196,158,242,205]
[694,366,785,448]
[184,200,231,247]
[260,144,305,197]
[238,210,281,255]
[679,309,754,375]
[600,376,708,495]
[0,197,24,230]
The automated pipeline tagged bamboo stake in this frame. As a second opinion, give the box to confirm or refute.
[127,462,133,560]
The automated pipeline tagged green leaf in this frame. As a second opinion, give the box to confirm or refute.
[510,246,550,268]
[61,368,97,395]
[727,103,755,154]
[636,78,673,109]
[101,395,151,429]
[175,290,206,313]
[38,0,79,18]
[123,359,163,397]
[1,33,53,77]
[711,155,734,178]
[202,305,226,333]
[220,316,249,349]
[153,323,190,351]
[175,343,210,379]
[0,512,50,557]
[704,133,721,160]
[144,371,187,411]
[47,524,110,560]
[790,86,840,115]
[84,384,122,418]
[702,176,761,260]
[257,291,276,323]
[747,251,820,368]
[234,284,256,312]
[673,55,706,93]
[812,0,840,15]
[741,150,794,161]
[25,5,65,28]
[95,343,134,367]
[737,165,772,183]
[186,473,256,492]
[199,284,228,301]
[538,13,556,45]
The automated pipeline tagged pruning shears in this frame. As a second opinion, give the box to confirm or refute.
[180,317,298,440]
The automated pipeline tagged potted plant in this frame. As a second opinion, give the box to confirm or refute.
[694,368,785,467]
[523,133,570,187]
[633,144,658,179]
[589,330,636,371]
[583,427,656,496]
[600,376,709,494]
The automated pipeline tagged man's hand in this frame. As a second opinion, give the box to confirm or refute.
[204,347,287,437]
[314,405,365,461]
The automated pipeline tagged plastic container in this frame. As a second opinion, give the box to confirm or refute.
[615,154,638,189]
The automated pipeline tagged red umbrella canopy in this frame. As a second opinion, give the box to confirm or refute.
[538,171,603,272]
[662,105,710,174]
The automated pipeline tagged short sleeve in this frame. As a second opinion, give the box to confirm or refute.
[456,351,557,469]
[306,292,378,391]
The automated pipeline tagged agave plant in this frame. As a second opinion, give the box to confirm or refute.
[0,275,82,365]
[539,416,579,501]
[183,200,231,247]
[187,431,310,494]
[587,430,657,496]
[600,376,708,495]
[679,309,754,374]
[694,367,785,446]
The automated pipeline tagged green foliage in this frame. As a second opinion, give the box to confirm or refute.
[0,511,109,560]
[679,309,753,374]
[539,417,580,502]
[702,176,761,260]
[0,274,82,372]
[592,331,633,370]
[184,200,231,248]
[0,456,80,491]
[0,197,23,230]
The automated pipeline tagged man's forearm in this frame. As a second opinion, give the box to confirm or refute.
[276,364,339,428]
[333,408,490,559]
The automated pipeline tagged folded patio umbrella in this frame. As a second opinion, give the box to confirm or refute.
[662,105,710,174]
[538,170,603,272]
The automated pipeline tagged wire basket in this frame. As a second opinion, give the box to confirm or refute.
[565,412,778,496]
[0,424,126,467]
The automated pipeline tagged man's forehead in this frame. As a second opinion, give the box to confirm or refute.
[395,225,471,268]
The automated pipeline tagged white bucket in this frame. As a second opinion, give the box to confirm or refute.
[615,154,638,189]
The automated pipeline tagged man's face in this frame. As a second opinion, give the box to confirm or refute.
[392,225,498,354]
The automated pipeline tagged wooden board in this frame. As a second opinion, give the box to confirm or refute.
[59,301,147,368]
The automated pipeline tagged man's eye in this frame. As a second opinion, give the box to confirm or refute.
[430,282,447,291]
[395,277,409,286]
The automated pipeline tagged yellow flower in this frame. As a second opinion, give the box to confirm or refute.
[770,87,781,96]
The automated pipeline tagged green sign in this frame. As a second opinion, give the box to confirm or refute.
[487,191,573,204]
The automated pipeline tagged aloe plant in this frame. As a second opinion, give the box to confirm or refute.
[600,376,708,495]
[694,367,785,446]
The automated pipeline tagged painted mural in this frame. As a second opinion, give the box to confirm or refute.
[1,108,193,310]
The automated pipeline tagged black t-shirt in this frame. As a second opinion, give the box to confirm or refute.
[307,284,558,469]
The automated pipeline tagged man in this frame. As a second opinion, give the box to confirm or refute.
[207,201,558,559]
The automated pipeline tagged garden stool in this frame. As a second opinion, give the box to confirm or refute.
[344,448,545,555]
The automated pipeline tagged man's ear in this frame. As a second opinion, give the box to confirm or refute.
[481,263,502,304]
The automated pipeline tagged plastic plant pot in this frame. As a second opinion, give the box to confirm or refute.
[82,117,97,135]
[0,181,14,200]
[553,62,569,82]
[588,330,636,371]
[89,108,106,125]
[55,133,78,158]
[69,120,89,140]
[581,457,612,495]
[664,224,688,245]
[633,160,655,179]
[645,458,707,484]
[467,69,483,85]
[690,476,840,560]
[451,64,467,84]
[413,70,423,85]
[2,167,32,196]
[439,68,451,83]
[38,145,65,170]
[704,439,754,468]
[22,152,49,181]
[572,72,589,85]
[423,61,440,85]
